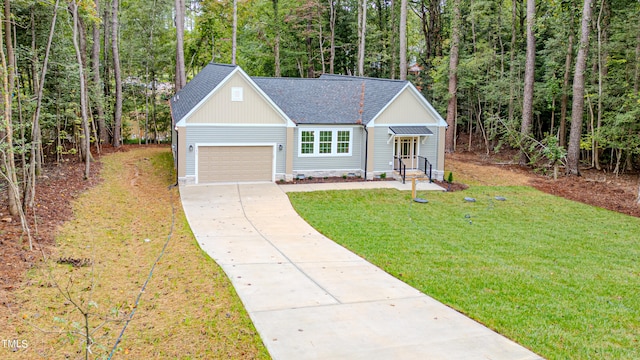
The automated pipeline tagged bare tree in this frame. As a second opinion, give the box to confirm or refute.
[92,0,107,145]
[232,0,237,65]
[1,0,20,217]
[328,0,336,74]
[175,0,186,89]
[508,0,517,122]
[273,0,281,76]
[519,0,536,165]
[112,0,123,147]
[70,0,91,179]
[399,0,407,80]
[567,0,594,175]
[559,31,573,148]
[357,0,367,76]
[445,0,460,153]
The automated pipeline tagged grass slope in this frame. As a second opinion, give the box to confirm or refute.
[5,148,269,359]
[289,187,640,359]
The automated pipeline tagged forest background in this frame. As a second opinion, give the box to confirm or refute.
[1,0,639,227]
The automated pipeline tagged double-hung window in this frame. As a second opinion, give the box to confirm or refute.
[298,128,352,156]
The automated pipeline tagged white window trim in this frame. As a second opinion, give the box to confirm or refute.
[298,128,353,157]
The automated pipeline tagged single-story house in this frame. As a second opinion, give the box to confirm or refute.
[170,63,446,184]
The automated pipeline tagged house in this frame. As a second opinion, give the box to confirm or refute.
[171,63,446,184]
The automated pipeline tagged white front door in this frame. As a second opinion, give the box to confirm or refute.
[395,137,418,169]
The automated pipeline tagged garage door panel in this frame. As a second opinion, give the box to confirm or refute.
[198,146,273,183]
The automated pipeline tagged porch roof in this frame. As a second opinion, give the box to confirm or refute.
[388,126,434,136]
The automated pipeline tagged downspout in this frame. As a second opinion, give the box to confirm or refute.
[172,124,178,187]
[170,97,179,188]
[363,125,368,180]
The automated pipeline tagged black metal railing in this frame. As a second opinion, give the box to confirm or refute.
[417,156,433,183]
[394,156,406,184]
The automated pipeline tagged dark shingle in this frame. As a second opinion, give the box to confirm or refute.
[172,64,411,126]
[319,74,407,124]
[254,78,362,124]
[171,63,236,123]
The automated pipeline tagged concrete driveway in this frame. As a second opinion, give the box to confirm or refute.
[180,182,543,360]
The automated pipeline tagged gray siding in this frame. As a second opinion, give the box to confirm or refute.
[185,126,287,176]
[372,127,394,172]
[292,126,363,171]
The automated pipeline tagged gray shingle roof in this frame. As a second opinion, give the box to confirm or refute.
[171,63,236,123]
[319,74,407,124]
[171,63,410,125]
[253,78,363,124]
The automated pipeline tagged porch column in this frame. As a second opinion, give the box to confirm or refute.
[367,127,375,178]
[286,127,294,180]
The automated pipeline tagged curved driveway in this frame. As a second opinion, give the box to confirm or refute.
[180,182,543,360]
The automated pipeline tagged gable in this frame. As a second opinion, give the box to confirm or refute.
[186,71,288,125]
[374,88,442,125]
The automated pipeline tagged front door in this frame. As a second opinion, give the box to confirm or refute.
[395,137,418,169]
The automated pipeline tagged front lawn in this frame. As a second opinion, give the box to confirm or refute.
[288,187,640,359]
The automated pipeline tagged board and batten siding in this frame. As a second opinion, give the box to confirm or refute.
[186,72,287,125]
[374,89,440,125]
[292,126,363,171]
[185,126,286,176]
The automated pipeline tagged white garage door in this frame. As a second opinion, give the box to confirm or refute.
[198,146,273,183]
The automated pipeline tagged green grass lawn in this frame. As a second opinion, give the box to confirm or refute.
[288,187,640,359]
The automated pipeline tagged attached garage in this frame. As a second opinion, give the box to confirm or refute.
[197,145,274,183]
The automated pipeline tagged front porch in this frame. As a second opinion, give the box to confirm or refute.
[387,127,436,184]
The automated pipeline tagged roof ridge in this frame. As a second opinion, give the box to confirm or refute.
[320,73,407,83]
[253,76,352,82]
[208,62,237,68]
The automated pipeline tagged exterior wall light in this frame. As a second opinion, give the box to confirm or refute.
[278,144,283,151]
[189,145,194,152]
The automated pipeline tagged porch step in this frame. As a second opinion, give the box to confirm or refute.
[392,170,431,183]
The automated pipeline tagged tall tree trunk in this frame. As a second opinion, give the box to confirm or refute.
[559,32,573,148]
[357,0,367,76]
[519,0,536,165]
[272,0,281,77]
[399,0,407,80]
[71,1,91,179]
[567,0,594,175]
[174,0,186,90]
[112,0,123,147]
[1,0,19,216]
[232,0,237,65]
[445,0,460,153]
[389,0,396,79]
[328,0,336,74]
[30,0,59,200]
[92,0,107,145]
[508,0,517,122]
[635,19,639,204]
[594,0,608,170]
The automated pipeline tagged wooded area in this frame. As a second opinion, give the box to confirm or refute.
[1,0,640,228]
